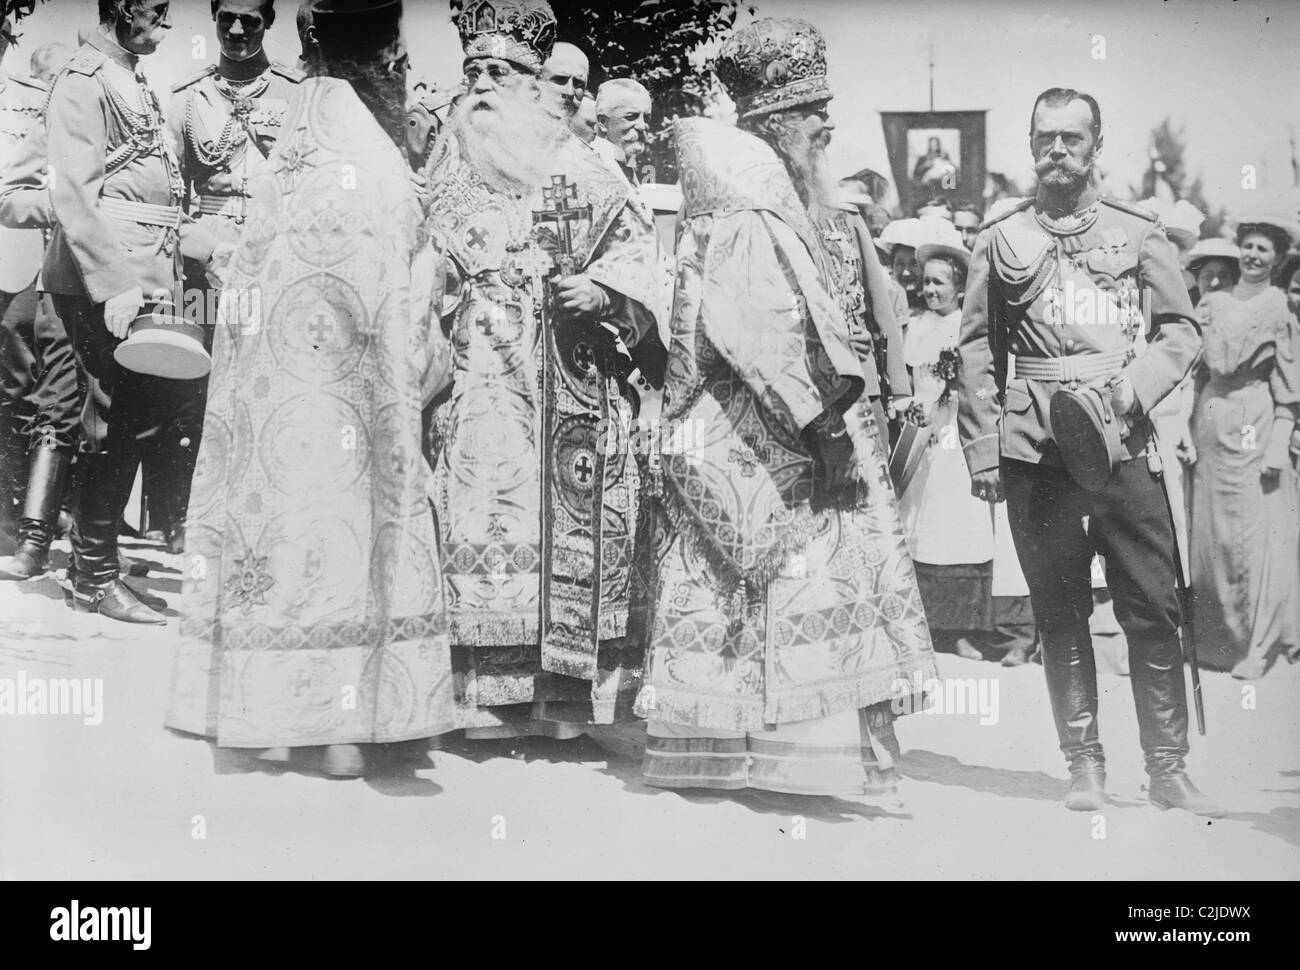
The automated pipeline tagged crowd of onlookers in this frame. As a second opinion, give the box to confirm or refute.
[845,186,1300,681]
[3,4,1296,680]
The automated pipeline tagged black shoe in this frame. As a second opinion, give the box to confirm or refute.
[1064,769,1107,811]
[0,541,50,580]
[1148,773,1225,818]
[69,578,166,625]
[1,447,70,581]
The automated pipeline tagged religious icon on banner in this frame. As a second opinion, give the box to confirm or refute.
[881,110,986,217]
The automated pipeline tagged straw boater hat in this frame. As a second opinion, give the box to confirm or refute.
[1233,209,1300,251]
[911,217,967,265]
[916,241,971,276]
[714,18,832,120]
[1183,238,1240,276]
[1138,197,1205,252]
[875,217,923,256]
[456,0,557,74]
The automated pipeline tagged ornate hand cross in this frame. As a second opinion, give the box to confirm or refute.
[532,175,591,277]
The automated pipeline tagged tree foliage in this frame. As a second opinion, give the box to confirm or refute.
[449,0,754,181]
[1132,117,1226,239]
[1,0,45,47]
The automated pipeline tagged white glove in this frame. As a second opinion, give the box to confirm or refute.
[103,286,144,339]
[205,242,237,290]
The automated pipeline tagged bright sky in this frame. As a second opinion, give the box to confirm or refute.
[10,0,1298,220]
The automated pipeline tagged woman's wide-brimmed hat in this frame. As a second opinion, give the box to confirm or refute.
[1234,210,1300,250]
[877,215,964,259]
[916,242,971,274]
[1139,197,1205,252]
[1184,237,1240,276]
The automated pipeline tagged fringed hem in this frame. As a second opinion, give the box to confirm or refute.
[636,658,937,732]
[449,613,539,647]
[540,642,599,682]
[660,486,820,617]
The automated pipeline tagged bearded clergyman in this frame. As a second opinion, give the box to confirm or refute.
[421,0,665,739]
[633,18,937,797]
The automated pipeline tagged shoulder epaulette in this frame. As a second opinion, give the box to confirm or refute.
[65,46,107,77]
[11,74,49,93]
[1099,196,1158,222]
[979,197,1033,231]
[171,64,216,93]
[269,62,305,83]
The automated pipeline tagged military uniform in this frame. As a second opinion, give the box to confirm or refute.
[956,192,1202,784]
[0,68,78,555]
[0,69,81,570]
[167,58,300,242]
[43,30,214,613]
[151,57,300,547]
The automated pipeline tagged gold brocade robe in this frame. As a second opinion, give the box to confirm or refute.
[422,127,665,727]
[634,119,936,730]
[166,78,454,746]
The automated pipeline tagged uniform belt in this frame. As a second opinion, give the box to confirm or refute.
[1014,350,1128,384]
[196,194,247,221]
[100,197,182,230]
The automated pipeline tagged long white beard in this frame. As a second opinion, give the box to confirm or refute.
[788,143,839,213]
[765,120,838,213]
[450,88,570,195]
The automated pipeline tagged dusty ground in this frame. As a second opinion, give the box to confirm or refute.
[2,538,1298,880]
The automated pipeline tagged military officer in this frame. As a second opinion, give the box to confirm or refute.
[0,24,70,556]
[955,87,1221,816]
[158,0,300,553]
[44,0,217,623]
[0,36,78,578]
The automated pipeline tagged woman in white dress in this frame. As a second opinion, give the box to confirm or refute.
[899,243,996,659]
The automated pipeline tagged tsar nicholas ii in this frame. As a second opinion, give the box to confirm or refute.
[422,0,666,738]
[632,19,937,796]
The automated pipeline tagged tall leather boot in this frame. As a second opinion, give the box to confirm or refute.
[1130,635,1222,815]
[0,445,71,580]
[0,410,26,555]
[68,449,166,624]
[1041,624,1107,809]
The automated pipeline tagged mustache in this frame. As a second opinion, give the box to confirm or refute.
[1035,154,1090,180]
[450,85,568,194]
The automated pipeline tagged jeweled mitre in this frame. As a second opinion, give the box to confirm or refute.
[457,0,558,73]
[714,17,832,120]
